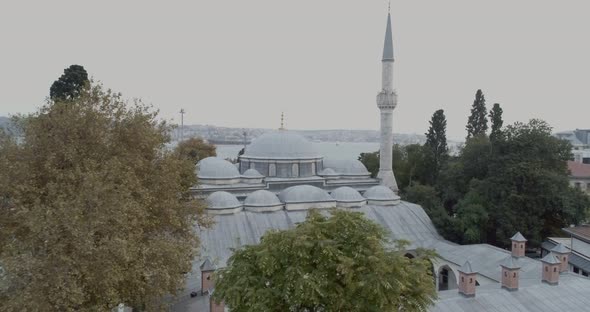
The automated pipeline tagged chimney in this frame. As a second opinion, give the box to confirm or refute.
[209,289,225,312]
[510,232,527,258]
[500,256,521,291]
[200,258,216,295]
[458,261,477,297]
[541,253,561,285]
[550,243,570,273]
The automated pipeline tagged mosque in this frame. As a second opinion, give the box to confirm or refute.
[179,10,590,312]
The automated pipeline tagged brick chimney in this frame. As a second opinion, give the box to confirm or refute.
[500,256,521,291]
[541,253,561,285]
[550,243,570,273]
[209,289,225,312]
[510,232,527,258]
[200,258,216,295]
[458,261,477,297]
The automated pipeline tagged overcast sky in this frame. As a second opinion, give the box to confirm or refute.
[1,0,589,140]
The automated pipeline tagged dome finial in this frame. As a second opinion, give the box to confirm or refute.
[279,112,285,130]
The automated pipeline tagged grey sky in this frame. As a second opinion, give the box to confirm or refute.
[1,0,588,140]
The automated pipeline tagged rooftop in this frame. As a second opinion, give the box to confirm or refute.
[567,161,590,178]
[563,225,590,241]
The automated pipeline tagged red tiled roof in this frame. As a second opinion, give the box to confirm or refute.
[567,161,590,178]
[564,225,590,241]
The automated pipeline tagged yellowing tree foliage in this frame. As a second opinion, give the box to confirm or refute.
[0,84,209,311]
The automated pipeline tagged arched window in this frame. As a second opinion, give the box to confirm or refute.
[553,267,557,272]
[469,278,473,284]
[269,164,276,177]
[545,267,548,272]
[513,272,516,278]
[250,162,255,169]
[504,271,508,277]
[520,244,524,249]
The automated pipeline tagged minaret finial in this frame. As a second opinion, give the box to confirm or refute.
[388,0,391,13]
[279,112,285,130]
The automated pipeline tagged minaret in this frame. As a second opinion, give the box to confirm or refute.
[376,10,399,192]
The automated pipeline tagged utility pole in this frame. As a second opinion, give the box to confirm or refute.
[179,108,185,142]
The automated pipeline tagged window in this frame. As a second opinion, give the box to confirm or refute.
[504,272,508,277]
[513,273,516,278]
[311,162,316,175]
[461,276,464,282]
[292,163,299,177]
[513,243,516,249]
[583,271,589,277]
[269,164,276,177]
[520,244,523,249]
[469,278,473,284]
[545,267,548,272]
[574,267,580,274]
[206,275,211,280]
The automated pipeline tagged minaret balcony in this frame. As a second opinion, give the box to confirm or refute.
[376,90,398,110]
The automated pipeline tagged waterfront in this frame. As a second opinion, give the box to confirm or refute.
[215,142,380,161]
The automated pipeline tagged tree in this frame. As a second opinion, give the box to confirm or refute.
[424,109,448,184]
[175,137,216,164]
[0,83,209,311]
[466,89,488,139]
[489,103,504,143]
[358,151,380,178]
[50,64,89,101]
[213,209,437,312]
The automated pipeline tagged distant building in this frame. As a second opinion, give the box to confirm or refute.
[567,161,590,193]
[542,225,590,277]
[555,129,590,149]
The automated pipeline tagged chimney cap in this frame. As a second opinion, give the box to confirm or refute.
[550,243,569,254]
[500,256,521,269]
[510,232,527,242]
[200,257,216,272]
[458,261,476,274]
[540,253,561,265]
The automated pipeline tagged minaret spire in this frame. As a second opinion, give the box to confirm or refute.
[376,9,399,192]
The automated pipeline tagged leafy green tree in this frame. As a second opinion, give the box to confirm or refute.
[213,209,437,312]
[402,184,463,243]
[358,151,380,178]
[489,103,504,143]
[175,137,216,164]
[481,119,583,246]
[0,83,209,311]
[455,183,489,244]
[460,134,491,183]
[466,89,488,139]
[49,64,89,101]
[424,109,448,184]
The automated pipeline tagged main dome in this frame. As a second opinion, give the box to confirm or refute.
[243,131,320,159]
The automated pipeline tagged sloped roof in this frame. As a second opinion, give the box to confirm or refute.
[550,243,569,254]
[510,232,527,242]
[433,274,590,312]
[199,258,216,272]
[567,161,590,178]
[540,253,561,265]
[458,261,476,274]
[500,256,520,269]
[563,224,590,241]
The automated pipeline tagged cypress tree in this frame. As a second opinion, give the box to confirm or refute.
[489,103,504,142]
[466,89,488,138]
[424,109,448,184]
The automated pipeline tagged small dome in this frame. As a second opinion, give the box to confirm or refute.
[244,190,282,207]
[197,157,240,179]
[206,191,241,209]
[243,168,263,178]
[364,185,396,200]
[331,187,365,202]
[318,168,339,176]
[243,131,320,159]
[279,185,334,203]
[323,159,370,176]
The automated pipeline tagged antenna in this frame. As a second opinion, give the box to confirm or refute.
[179,108,186,142]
